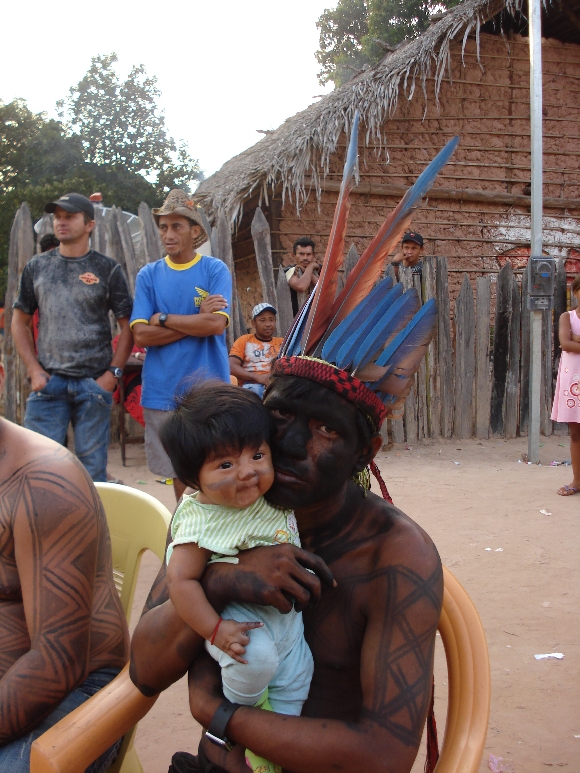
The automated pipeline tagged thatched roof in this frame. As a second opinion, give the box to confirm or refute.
[195,0,566,224]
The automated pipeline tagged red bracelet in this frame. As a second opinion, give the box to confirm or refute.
[210,617,223,646]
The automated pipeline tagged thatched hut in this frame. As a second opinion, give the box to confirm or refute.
[195,0,580,322]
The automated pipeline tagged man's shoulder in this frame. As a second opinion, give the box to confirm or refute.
[201,254,229,274]
[4,422,99,524]
[362,492,440,574]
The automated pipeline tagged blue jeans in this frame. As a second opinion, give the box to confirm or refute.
[242,383,265,399]
[24,375,113,482]
[0,668,122,773]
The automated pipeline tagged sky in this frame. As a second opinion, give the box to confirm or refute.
[1,0,335,180]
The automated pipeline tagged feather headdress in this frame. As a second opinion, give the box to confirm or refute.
[276,114,459,428]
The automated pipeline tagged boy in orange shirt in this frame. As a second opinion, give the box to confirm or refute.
[229,304,283,398]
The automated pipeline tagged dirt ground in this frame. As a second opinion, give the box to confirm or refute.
[110,432,580,773]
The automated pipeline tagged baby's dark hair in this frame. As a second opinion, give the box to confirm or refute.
[159,382,271,488]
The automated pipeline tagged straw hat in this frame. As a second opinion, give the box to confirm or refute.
[152,189,208,250]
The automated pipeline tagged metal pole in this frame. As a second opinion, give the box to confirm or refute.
[528,0,543,464]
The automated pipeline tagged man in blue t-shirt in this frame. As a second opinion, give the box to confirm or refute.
[131,190,231,500]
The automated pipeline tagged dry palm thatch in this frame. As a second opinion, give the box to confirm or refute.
[194,0,527,225]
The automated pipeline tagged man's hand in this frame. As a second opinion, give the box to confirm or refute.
[94,371,117,392]
[213,619,263,663]
[253,372,271,386]
[200,294,228,314]
[30,369,51,392]
[203,544,335,614]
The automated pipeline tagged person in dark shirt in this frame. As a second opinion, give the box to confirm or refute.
[284,237,319,315]
[391,232,424,280]
[11,193,133,482]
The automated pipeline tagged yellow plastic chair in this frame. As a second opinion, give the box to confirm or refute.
[30,483,171,773]
[31,566,489,773]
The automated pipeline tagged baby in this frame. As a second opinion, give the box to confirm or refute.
[160,383,313,772]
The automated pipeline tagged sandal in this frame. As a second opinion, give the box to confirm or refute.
[557,485,580,496]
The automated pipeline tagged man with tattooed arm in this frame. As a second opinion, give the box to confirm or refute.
[0,363,128,772]
[130,364,443,773]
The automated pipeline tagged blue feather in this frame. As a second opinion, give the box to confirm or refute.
[280,293,315,358]
[374,299,437,392]
[333,284,406,370]
[321,276,394,362]
[351,290,420,373]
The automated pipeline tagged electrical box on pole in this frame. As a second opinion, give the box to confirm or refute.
[527,257,555,310]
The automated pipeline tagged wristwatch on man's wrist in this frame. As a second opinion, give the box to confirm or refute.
[159,313,168,327]
[205,699,242,752]
[107,366,123,380]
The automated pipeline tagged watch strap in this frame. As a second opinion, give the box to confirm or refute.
[159,313,168,327]
[205,699,241,750]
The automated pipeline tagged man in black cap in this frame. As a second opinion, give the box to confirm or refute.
[391,232,424,280]
[11,193,133,482]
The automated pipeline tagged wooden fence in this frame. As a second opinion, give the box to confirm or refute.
[2,201,575,441]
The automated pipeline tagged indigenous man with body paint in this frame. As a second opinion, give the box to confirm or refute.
[0,358,128,773]
[131,190,232,501]
[129,123,460,773]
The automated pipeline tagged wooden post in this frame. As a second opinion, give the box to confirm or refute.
[3,204,35,423]
[35,214,54,253]
[519,269,530,436]
[475,276,491,439]
[115,208,139,292]
[504,272,521,439]
[399,267,417,442]
[387,258,405,443]
[91,207,107,255]
[490,262,513,436]
[251,208,280,335]
[422,256,439,438]
[216,210,242,348]
[453,274,475,439]
[413,274,428,440]
[276,266,294,337]
[436,257,454,438]
[138,202,163,264]
[199,208,214,253]
[541,306,553,436]
[107,208,127,275]
[344,243,359,279]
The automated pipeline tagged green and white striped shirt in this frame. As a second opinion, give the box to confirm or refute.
[166,494,299,565]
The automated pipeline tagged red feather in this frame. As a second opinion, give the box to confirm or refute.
[322,136,460,340]
[301,113,360,354]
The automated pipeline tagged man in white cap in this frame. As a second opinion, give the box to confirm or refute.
[229,303,283,398]
[131,190,231,500]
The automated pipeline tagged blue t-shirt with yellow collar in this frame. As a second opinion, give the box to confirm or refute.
[130,253,232,410]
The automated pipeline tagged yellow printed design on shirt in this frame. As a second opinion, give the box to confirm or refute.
[194,287,209,307]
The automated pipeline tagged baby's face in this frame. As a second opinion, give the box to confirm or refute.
[197,443,275,509]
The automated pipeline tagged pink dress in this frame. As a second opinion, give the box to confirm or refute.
[551,309,580,423]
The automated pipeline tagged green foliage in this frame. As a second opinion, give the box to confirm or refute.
[316,0,462,87]
[0,54,203,300]
[58,53,202,190]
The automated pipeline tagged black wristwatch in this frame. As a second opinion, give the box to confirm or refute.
[107,366,123,379]
[205,699,241,752]
[159,313,168,327]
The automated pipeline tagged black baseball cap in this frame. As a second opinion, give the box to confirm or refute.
[45,193,94,220]
[402,231,423,247]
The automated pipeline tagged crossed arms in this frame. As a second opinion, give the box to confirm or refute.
[132,295,227,347]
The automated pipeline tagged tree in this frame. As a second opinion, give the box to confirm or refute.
[58,53,202,192]
[316,0,461,87]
